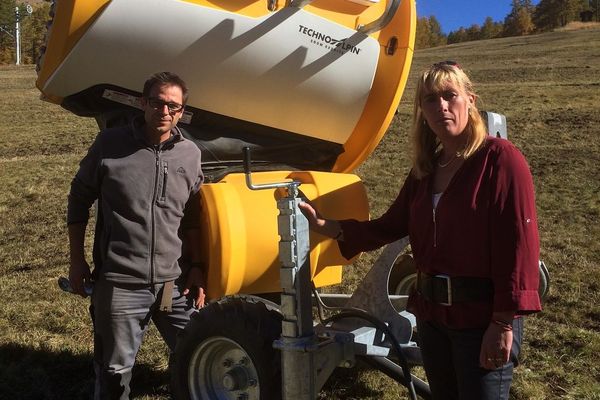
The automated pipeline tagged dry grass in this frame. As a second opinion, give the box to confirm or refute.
[555,21,600,31]
[1,27,599,399]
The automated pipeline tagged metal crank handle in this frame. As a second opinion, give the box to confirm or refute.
[243,147,300,192]
[58,276,93,296]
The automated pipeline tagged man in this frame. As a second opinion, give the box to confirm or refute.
[67,72,205,399]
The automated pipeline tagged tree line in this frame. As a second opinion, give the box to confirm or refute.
[0,0,51,65]
[0,0,599,64]
[417,0,598,49]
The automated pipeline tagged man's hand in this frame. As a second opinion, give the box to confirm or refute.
[68,223,91,297]
[69,258,92,297]
[183,266,206,308]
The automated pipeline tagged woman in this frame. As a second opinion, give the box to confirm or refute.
[299,61,541,400]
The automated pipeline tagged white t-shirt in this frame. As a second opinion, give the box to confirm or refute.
[433,192,442,209]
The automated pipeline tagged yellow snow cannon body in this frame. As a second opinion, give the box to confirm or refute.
[37,0,416,299]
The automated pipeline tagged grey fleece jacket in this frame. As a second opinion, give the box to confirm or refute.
[67,117,203,284]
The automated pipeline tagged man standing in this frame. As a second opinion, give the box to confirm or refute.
[67,72,205,399]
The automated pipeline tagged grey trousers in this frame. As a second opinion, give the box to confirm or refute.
[91,279,195,400]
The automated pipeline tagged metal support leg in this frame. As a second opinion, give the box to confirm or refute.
[278,193,313,338]
[243,147,321,399]
[277,190,320,400]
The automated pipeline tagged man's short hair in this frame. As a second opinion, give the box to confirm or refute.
[142,72,189,105]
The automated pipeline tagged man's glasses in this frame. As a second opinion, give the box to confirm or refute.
[433,60,461,70]
[147,97,184,113]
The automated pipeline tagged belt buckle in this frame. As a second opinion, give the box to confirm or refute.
[434,274,452,306]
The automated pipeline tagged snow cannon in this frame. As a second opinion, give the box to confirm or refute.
[37,0,415,302]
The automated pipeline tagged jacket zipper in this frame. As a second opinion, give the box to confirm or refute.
[161,163,168,200]
[150,151,160,284]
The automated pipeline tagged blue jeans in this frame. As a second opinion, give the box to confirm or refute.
[417,318,523,400]
[91,279,195,400]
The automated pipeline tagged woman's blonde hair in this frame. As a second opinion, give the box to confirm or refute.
[410,62,487,179]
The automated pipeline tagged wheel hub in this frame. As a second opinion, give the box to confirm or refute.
[222,366,250,391]
[188,336,260,400]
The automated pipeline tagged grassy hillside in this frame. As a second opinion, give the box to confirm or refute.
[1,28,599,399]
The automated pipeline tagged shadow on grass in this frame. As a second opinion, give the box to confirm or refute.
[319,360,386,399]
[0,343,169,399]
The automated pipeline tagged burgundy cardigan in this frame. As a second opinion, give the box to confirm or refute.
[339,137,541,329]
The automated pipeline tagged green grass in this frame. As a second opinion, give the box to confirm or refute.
[1,28,600,399]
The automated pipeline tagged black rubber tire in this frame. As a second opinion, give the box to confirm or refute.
[388,253,418,296]
[538,260,550,300]
[171,297,282,400]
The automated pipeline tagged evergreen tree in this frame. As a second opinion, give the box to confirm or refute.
[415,16,447,49]
[533,0,559,30]
[0,0,16,27]
[534,0,589,30]
[415,16,431,49]
[447,27,469,44]
[481,17,495,39]
[21,2,51,65]
[448,17,503,44]
[523,0,536,13]
[504,0,535,36]
[465,24,482,41]
[0,0,16,64]
[592,0,600,21]
[557,0,587,25]
[428,15,447,47]
[481,17,504,39]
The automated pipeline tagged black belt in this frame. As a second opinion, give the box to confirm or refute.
[417,272,493,306]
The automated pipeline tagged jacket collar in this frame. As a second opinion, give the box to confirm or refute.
[130,115,183,148]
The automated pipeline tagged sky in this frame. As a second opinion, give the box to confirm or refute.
[416,0,541,34]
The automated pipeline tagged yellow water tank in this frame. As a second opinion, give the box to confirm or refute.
[198,171,369,298]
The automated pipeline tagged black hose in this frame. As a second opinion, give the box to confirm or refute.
[362,356,431,399]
